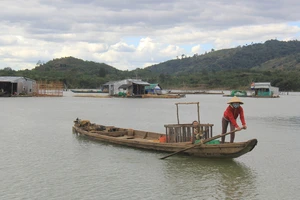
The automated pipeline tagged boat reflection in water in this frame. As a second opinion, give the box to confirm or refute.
[162,158,257,199]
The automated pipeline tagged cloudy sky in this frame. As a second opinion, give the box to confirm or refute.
[1,0,300,71]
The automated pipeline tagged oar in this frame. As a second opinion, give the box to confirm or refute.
[160,129,241,160]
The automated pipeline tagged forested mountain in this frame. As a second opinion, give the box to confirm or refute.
[147,39,300,74]
[1,39,300,91]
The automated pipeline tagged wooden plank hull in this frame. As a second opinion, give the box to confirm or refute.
[71,89,103,93]
[72,124,257,158]
[223,94,279,98]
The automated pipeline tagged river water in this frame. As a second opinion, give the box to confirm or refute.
[1,91,299,200]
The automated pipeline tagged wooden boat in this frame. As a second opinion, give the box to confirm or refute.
[72,102,257,158]
[228,90,248,97]
[223,94,280,98]
[168,90,224,95]
[71,89,103,93]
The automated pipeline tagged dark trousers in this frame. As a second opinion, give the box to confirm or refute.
[221,117,235,143]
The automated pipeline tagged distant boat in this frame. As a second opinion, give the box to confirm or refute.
[168,90,224,95]
[223,90,248,97]
[71,89,103,93]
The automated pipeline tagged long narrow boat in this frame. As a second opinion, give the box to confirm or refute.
[72,103,257,158]
[71,89,103,93]
[72,121,257,158]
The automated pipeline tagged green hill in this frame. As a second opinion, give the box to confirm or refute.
[146,39,300,73]
[143,39,300,90]
[1,39,300,91]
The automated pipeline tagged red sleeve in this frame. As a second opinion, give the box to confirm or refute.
[224,106,239,128]
[239,107,246,126]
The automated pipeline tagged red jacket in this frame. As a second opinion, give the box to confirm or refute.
[223,105,246,128]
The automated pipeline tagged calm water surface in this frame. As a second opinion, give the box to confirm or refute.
[1,92,300,200]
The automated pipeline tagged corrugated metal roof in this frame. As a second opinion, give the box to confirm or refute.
[131,80,150,86]
[103,81,116,86]
[254,82,271,89]
[105,79,149,87]
[118,84,131,89]
[0,76,26,82]
[254,82,271,86]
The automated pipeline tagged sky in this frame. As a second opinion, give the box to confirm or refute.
[1,0,300,71]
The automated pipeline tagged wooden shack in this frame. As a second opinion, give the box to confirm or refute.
[105,79,150,97]
[0,76,36,96]
[251,82,279,97]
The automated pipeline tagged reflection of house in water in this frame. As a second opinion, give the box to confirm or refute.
[251,82,279,97]
[0,76,36,96]
[103,79,150,97]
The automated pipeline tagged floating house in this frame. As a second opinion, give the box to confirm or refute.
[250,82,279,97]
[101,81,115,93]
[145,84,162,95]
[0,76,36,96]
[104,79,150,97]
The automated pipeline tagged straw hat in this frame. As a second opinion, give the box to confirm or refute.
[227,96,244,104]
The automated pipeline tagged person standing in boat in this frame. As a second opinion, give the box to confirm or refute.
[221,96,247,143]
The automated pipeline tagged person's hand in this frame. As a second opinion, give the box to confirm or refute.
[243,125,247,130]
[236,127,242,131]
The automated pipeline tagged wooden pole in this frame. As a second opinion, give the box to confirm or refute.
[176,104,179,124]
[197,102,200,123]
[175,102,199,105]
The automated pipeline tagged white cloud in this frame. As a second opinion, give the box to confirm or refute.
[191,45,202,55]
[0,0,300,71]
[110,42,135,52]
[161,45,183,56]
[136,37,157,53]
